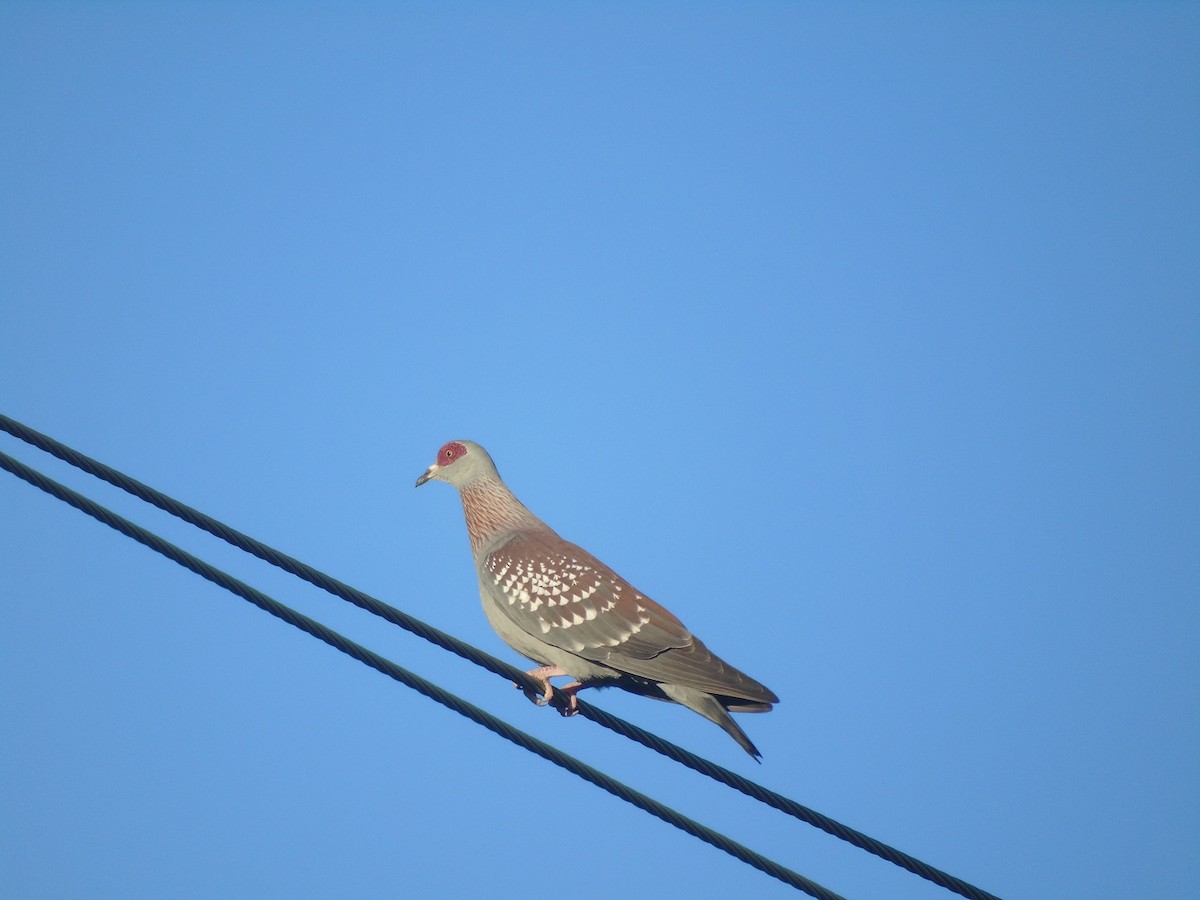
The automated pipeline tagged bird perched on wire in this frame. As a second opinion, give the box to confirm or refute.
[416,440,779,759]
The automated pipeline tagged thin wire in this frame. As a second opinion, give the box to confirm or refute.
[0,413,1002,900]
[0,449,844,900]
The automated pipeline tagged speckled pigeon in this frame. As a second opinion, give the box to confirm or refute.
[416,440,778,759]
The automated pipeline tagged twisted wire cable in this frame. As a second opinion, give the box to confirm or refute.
[0,413,1001,900]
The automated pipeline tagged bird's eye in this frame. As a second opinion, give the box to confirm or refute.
[444,449,453,458]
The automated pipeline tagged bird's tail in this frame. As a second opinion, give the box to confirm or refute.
[659,683,765,761]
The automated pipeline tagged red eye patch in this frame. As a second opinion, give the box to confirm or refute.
[437,441,467,464]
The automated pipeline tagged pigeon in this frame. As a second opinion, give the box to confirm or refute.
[417,440,779,758]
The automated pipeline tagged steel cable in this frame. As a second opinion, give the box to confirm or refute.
[0,413,1001,900]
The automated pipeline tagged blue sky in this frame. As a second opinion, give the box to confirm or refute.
[2,5,1197,898]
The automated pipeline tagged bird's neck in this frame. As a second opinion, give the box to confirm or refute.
[459,478,544,554]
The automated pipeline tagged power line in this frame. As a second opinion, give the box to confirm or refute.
[0,413,1002,900]
[0,449,844,900]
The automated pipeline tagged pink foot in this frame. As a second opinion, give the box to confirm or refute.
[557,682,584,717]
[516,666,586,714]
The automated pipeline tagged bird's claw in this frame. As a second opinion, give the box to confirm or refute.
[515,680,554,707]
[516,669,582,715]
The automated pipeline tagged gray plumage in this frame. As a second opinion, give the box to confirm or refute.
[416,440,778,759]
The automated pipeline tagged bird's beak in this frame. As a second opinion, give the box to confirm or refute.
[415,464,438,487]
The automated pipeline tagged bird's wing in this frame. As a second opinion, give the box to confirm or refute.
[481,530,777,704]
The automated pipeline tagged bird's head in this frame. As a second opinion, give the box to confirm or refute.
[415,440,498,490]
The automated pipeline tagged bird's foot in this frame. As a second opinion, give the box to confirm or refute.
[513,679,553,705]
[557,682,583,717]
[517,666,581,712]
